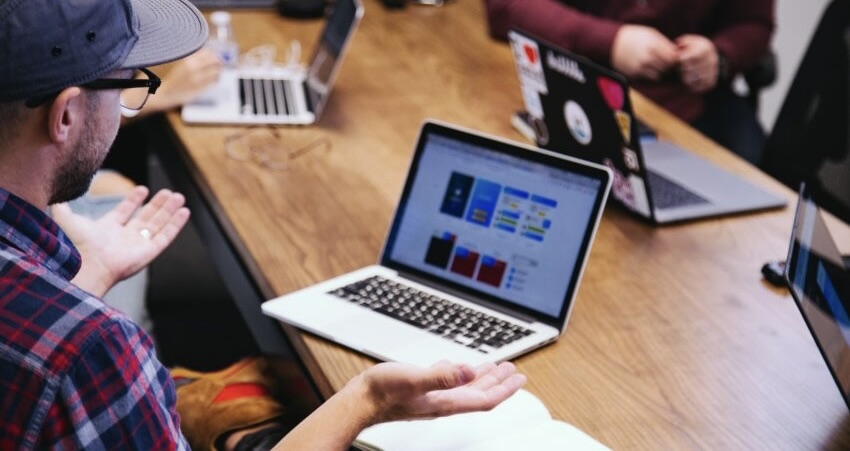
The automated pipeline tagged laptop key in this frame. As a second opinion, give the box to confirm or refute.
[329,276,534,352]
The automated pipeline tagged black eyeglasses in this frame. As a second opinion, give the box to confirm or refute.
[25,67,161,110]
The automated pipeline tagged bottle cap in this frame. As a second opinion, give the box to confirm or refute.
[210,11,232,26]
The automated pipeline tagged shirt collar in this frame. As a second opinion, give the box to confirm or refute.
[0,188,81,280]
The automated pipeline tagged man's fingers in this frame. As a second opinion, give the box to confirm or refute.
[144,193,187,236]
[481,373,527,405]
[651,46,678,69]
[103,186,149,225]
[469,362,518,391]
[418,363,476,392]
[150,207,191,250]
[50,202,75,223]
[433,368,527,416]
[132,190,186,231]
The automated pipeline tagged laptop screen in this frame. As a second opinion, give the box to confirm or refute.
[786,184,850,408]
[382,122,610,323]
[305,0,362,116]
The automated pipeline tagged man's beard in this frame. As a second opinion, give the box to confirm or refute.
[49,100,116,205]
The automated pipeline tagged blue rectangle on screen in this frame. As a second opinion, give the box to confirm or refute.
[500,210,520,220]
[496,224,516,233]
[522,232,544,242]
[531,195,558,208]
[465,179,502,227]
[504,187,529,199]
[440,172,475,218]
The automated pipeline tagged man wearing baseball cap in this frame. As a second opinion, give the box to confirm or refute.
[0,0,525,449]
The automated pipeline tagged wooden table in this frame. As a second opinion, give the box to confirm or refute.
[162,1,850,448]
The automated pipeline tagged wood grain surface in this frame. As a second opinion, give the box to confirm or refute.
[165,1,850,448]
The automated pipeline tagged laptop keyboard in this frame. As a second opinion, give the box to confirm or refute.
[647,170,710,209]
[239,78,298,116]
[328,276,535,354]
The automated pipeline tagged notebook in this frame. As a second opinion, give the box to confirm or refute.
[181,0,363,125]
[508,29,786,224]
[786,183,850,409]
[261,120,612,366]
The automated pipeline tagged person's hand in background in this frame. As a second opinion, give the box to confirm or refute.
[611,24,678,80]
[124,48,223,120]
[676,34,720,93]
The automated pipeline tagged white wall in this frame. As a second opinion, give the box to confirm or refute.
[758,0,831,131]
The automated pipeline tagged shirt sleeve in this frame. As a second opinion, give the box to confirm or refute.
[483,0,623,63]
[38,318,189,450]
[710,0,775,74]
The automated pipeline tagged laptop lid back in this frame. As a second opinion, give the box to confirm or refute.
[305,0,364,119]
[378,121,612,330]
[786,183,850,409]
[508,28,654,219]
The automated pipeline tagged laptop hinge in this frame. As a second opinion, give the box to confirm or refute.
[395,270,539,325]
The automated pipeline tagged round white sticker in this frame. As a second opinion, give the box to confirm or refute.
[564,100,592,145]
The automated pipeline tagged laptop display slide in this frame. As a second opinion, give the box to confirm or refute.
[786,184,850,409]
[382,125,609,323]
[508,28,786,224]
[261,121,612,366]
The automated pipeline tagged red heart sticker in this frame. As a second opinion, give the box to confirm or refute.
[523,44,537,65]
[597,76,624,110]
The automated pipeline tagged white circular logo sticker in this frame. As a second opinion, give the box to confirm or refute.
[564,100,592,145]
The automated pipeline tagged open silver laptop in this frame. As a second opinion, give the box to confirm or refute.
[508,29,785,224]
[262,121,612,367]
[181,0,363,125]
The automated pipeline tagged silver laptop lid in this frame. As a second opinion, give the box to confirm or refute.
[379,121,612,328]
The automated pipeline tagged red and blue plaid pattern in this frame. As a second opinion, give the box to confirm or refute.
[0,189,188,450]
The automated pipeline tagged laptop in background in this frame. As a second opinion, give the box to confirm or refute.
[262,120,612,367]
[508,29,785,224]
[181,0,363,125]
[785,183,850,409]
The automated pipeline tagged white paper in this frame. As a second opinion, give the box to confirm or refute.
[354,389,609,451]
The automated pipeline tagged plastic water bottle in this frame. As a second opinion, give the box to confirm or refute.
[208,11,239,67]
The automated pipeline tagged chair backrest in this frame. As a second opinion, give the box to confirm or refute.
[743,49,777,110]
[761,0,850,222]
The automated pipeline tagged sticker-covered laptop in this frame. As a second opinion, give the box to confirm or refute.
[508,28,785,224]
[262,120,612,366]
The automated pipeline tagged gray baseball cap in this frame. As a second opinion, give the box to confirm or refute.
[0,0,209,102]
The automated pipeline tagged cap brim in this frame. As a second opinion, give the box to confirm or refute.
[122,0,208,69]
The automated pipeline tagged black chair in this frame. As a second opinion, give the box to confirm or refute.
[744,49,778,112]
[761,0,850,223]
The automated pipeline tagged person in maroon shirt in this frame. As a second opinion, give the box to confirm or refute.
[484,0,775,165]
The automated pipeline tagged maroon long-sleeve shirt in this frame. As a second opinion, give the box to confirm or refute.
[484,0,774,121]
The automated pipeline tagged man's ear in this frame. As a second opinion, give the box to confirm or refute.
[46,87,83,144]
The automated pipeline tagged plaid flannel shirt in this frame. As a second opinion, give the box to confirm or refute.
[0,188,188,450]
